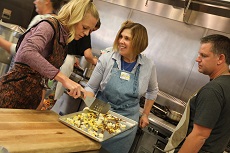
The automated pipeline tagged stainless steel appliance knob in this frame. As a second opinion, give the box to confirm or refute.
[147,126,154,132]
[148,126,159,135]
[153,129,159,135]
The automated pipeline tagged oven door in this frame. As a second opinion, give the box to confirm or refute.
[130,126,169,153]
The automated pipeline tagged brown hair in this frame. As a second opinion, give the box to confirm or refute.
[50,0,69,14]
[95,19,101,29]
[113,21,148,56]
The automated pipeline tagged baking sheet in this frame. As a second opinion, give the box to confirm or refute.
[59,109,137,142]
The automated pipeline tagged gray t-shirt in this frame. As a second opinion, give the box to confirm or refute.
[187,75,230,152]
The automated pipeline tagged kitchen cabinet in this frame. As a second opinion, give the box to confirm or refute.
[0,108,101,153]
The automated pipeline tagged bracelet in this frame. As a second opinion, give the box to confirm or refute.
[142,113,148,117]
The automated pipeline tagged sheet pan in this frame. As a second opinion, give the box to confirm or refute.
[59,109,137,142]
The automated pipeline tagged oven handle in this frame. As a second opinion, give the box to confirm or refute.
[153,144,166,152]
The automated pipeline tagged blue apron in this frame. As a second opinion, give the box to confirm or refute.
[97,61,140,153]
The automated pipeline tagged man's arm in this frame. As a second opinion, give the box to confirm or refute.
[0,37,14,54]
[178,124,212,153]
[84,48,98,65]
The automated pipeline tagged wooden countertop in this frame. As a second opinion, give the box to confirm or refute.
[0,108,101,153]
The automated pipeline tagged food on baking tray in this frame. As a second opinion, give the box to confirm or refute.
[65,108,127,139]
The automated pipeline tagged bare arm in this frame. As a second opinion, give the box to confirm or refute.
[84,48,98,65]
[0,37,13,54]
[178,124,212,153]
[139,99,154,128]
[139,57,158,128]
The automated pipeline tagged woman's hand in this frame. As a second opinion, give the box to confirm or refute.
[140,99,154,128]
[63,79,86,99]
[54,71,86,99]
[139,113,149,128]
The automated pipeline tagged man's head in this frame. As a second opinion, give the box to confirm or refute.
[33,0,66,15]
[200,34,230,65]
[196,34,230,78]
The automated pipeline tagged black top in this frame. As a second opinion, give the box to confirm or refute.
[67,34,91,56]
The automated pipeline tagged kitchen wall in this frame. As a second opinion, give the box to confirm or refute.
[91,0,230,102]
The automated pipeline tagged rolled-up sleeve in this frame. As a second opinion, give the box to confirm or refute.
[145,63,159,100]
[139,56,159,100]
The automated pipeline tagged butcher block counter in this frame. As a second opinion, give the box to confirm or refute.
[0,108,101,153]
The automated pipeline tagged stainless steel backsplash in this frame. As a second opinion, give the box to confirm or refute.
[92,0,230,102]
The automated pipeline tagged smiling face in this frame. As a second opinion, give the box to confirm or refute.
[196,43,220,76]
[118,29,136,61]
[74,13,98,40]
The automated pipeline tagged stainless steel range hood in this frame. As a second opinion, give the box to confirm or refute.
[148,0,230,17]
[99,0,230,33]
[187,0,230,17]
[183,0,230,32]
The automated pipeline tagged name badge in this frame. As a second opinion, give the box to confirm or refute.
[120,72,130,81]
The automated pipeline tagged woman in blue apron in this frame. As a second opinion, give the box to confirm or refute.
[85,21,159,153]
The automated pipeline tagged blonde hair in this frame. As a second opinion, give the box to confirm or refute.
[55,0,99,43]
[113,21,148,55]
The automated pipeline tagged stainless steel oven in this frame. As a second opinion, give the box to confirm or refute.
[130,92,230,153]
[130,120,173,153]
[130,94,180,153]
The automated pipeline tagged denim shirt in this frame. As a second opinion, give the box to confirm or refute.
[85,51,159,100]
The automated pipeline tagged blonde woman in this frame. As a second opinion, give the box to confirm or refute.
[0,0,99,109]
[0,0,67,55]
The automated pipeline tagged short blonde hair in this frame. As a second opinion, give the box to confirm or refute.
[113,21,148,55]
[55,0,99,43]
